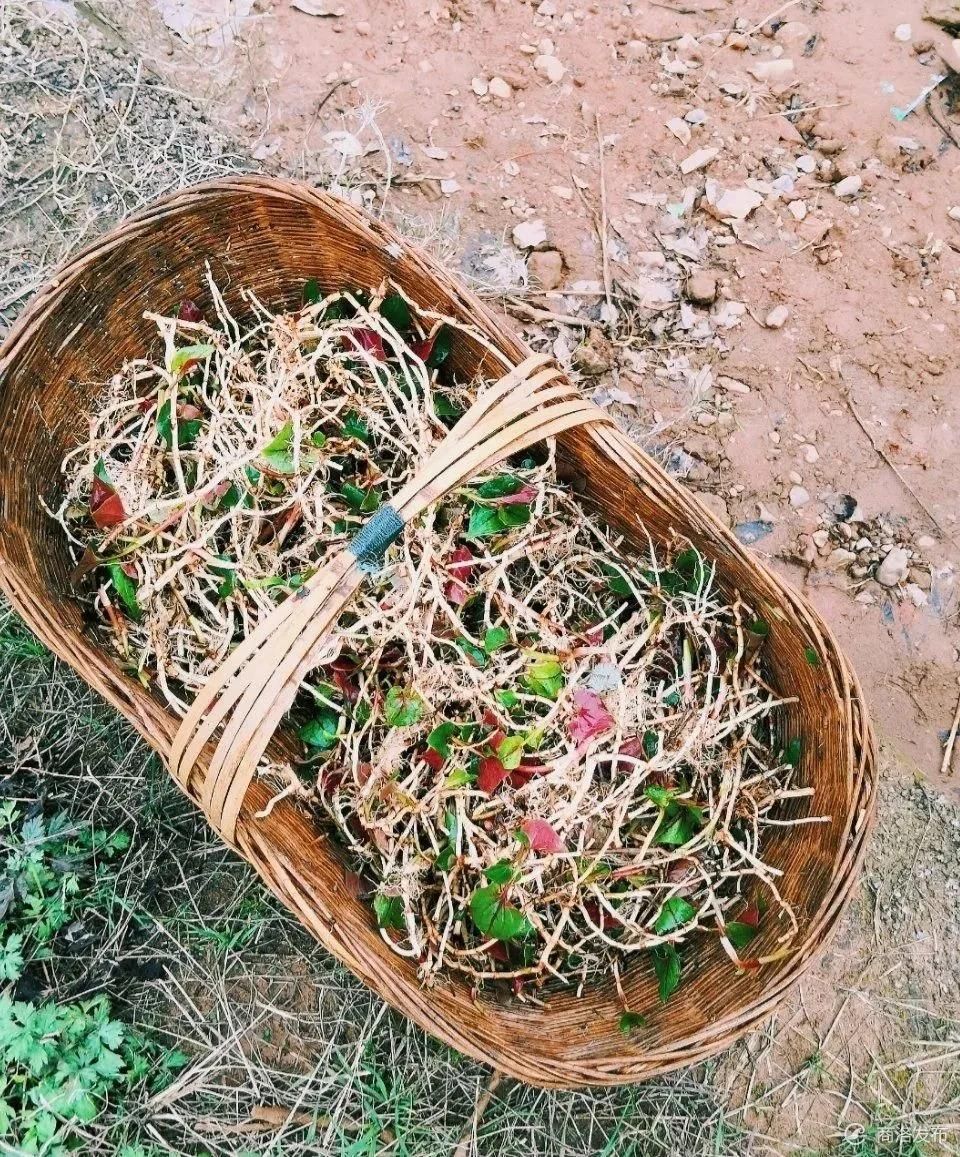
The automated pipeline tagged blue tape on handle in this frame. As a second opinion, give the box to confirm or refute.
[348,504,404,573]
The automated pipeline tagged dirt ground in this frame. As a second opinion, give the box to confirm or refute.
[2,0,960,1152]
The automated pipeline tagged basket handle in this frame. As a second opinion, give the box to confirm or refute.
[169,354,611,843]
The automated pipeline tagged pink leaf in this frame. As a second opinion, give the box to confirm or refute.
[520,818,565,853]
[349,328,387,361]
[444,545,474,606]
[739,902,760,928]
[509,759,549,788]
[178,299,204,323]
[477,756,510,794]
[569,689,614,750]
[488,483,538,507]
[90,476,126,529]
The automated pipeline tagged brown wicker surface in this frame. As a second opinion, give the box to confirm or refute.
[0,176,876,1089]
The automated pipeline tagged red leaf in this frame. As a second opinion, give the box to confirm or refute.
[521,818,565,853]
[349,328,387,361]
[667,857,698,883]
[618,735,644,759]
[482,708,500,730]
[739,902,760,928]
[410,335,436,363]
[584,899,623,930]
[178,299,204,323]
[137,396,157,414]
[477,756,510,794]
[511,977,525,997]
[488,483,538,507]
[421,747,444,773]
[569,689,614,750]
[444,545,474,606]
[509,759,548,787]
[331,665,359,704]
[487,940,510,963]
[90,476,126,529]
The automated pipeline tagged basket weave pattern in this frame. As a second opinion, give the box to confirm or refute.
[0,177,876,1088]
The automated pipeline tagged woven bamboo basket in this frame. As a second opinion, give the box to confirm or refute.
[0,176,876,1089]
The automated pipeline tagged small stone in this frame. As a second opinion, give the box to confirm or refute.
[875,546,910,587]
[789,485,811,507]
[894,23,912,40]
[534,54,566,83]
[512,219,548,249]
[747,58,795,85]
[949,206,960,222]
[706,183,764,220]
[826,547,856,568]
[573,329,614,376]
[355,19,371,33]
[916,534,936,549]
[854,538,872,552]
[537,0,557,14]
[788,199,808,221]
[685,270,719,306]
[527,249,564,290]
[796,154,817,173]
[765,304,790,329]
[819,138,844,156]
[905,583,928,607]
[624,40,646,62]
[488,76,512,100]
[788,470,804,485]
[697,411,718,427]
[801,443,819,463]
[944,289,958,305]
[685,108,708,125]
[718,375,750,394]
[812,529,830,548]
[471,76,489,97]
[550,185,573,200]
[833,174,863,198]
[909,567,933,591]
[855,591,876,605]
[680,147,719,174]
[666,117,692,145]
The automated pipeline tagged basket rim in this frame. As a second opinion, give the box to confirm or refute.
[0,175,878,1088]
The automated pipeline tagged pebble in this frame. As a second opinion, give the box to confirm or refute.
[718,375,750,394]
[537,0,557,14]
[765,304,790,329]
[512,219,548,249]
[685,269,719,306]
[916,534,937,549]
[788,199,808,221]
[666,117,692,145]
[747,58,795,84]
[488,76,512,100]
[680,147,719,174]
[697,411,718,426]
[812,529,830,548]
[788,470,803,485]
[949,206,960,221]
[876,546,910,587]
[526,249,564,290]
[945,289,958,305]
[685,108,708,125]
[471,76,489,97]
[707,184,764,220]
[801,443,819,463]
[834,174,863,198]
[789,485,811,507]
[573,329,614,376]
[534,54,566,83]
[894,23,912,40]
[826,547,857,568]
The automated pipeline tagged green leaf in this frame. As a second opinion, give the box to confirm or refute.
[107,563,141,621]
[484,861,516,886]
[157,399,203,450]
[725,921,759,950]
[652,943,682,1002]
[522,653,565,700]
[643,730,660,759]
[303,278,321,305]
[654,812,697,847]
[260,421,307,475]
[496,734,525,770]
[674,548,708,594]
[443,808,459,844]
[211,556,236,599]
[373,895,405,931]
[342,411,370,443]
[93,457,112,484]
[169,343,214,378]
[466,505,505,540]
[645,785,675,809]
[457,637,488,668]
[469,885,533,941]
[0,933,24,982]
[299,711,339,749]
[427,325,452,368]
[653,896,696,935]
[379,293,411,332]
[384,686,423,728]
[340,482,381,513]
[781,736,802,768]
[804,646,821,668]
[498,504,531,530]
[443,768,474,788]
[618,1011,646,1035]
[428,722,458,759]
[601,563,633,598]
[476,475,523,500]
[495,689,520,712]
[483,626,511,654]
[747,618,770,637]
[433,393,462,419]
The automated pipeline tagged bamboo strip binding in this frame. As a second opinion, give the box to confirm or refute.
[170,354,613,843]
